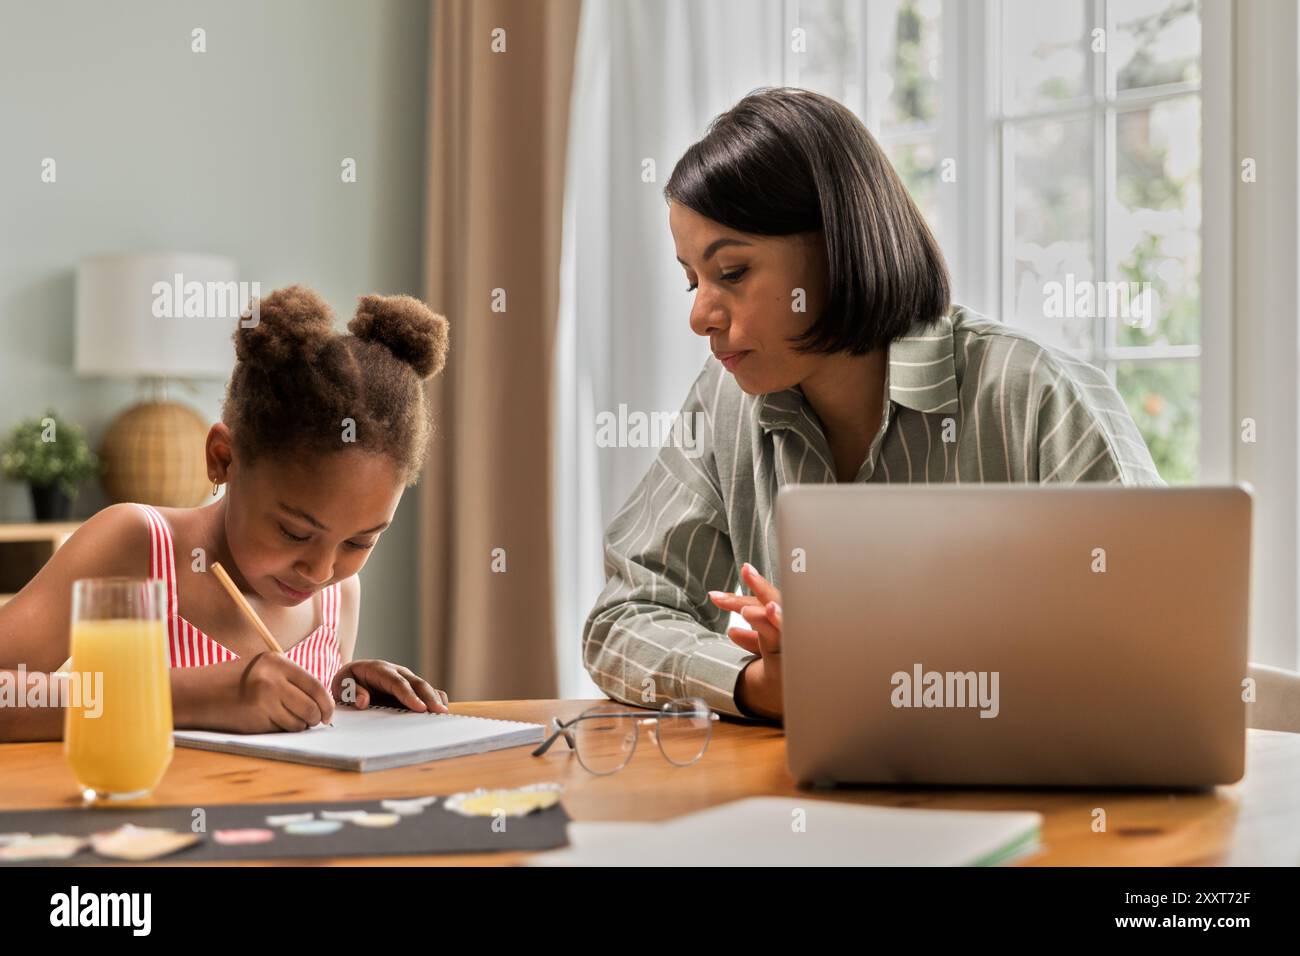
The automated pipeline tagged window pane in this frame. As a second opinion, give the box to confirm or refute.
[886,137,941,244]
[866,0,942,130]
[1010,117,1095,353]
[1002,0,1092,113]
[1113,0,1201,92]
[1113,95,1201,347]
[1116,360,1199,483]
[797,0,864,110]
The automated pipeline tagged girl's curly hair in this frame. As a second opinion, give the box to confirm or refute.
[221,284,449,486]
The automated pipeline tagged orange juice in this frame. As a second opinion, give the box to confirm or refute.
[64,618,173,798]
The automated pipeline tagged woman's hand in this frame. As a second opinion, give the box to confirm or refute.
[331,660,449,714]
[709,562,784,721]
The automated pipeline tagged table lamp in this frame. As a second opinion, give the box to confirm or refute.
[75,252,240,507]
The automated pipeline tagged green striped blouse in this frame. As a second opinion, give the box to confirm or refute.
[582,306,1167,718]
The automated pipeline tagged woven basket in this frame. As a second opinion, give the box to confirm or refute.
[100,401,211,507]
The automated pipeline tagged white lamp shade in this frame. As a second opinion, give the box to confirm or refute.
[75,252,242,378]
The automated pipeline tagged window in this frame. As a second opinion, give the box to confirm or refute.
[790,0,945,241]
[1000,0,1202,482]
[791,0,1205,483]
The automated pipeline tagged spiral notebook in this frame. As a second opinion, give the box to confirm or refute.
[173,706,546,772]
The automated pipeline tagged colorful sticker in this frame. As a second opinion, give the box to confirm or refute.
[266,813,314,826]
[349,812,401,828]
[321,810,372,822]
[0,834,85,861]
[90,825,200,861]
[442,783,562,818]
[213,828,276,846]
[381,798,435,816]
[284,820,343,836]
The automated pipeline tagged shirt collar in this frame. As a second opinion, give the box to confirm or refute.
[885,308,960,414]
[756,309,961,432]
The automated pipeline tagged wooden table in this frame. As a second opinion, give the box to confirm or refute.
[2,699,1297,865]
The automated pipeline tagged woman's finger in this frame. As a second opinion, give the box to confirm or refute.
[741,563,783,606]
[766,601,783,630]
[740,603,780,646]
[727,627,761,654]
[763,602,783,652]
[708,590,761,611]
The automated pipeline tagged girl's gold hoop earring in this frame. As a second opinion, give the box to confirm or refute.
[212,481,221,497]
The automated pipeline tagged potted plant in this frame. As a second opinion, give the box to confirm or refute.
[0,411,101,521]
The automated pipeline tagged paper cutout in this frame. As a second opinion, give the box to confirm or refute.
[284,820,343,836]
[443,783,562,818]
[90,825,200,861]
[381,798,436,816]
[0,834,85,861]
[266,812,314,826]
[321,810,372,822]
[213,828,276,846]
[350,812,401,828]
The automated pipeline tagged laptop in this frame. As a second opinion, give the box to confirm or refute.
[776,484,1252,788]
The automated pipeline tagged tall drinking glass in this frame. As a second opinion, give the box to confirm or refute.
[64,577,173,801]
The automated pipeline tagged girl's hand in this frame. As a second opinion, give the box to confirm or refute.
[332,660,449,714]
[197,653,336,734]
[709,563,784,721]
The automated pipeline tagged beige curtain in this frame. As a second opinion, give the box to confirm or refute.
[419,0,581,700]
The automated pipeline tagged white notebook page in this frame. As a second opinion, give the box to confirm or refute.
[174,706,546,771]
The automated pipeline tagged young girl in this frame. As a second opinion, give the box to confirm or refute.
[0,285,450,741]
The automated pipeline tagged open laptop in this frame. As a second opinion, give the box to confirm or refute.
[776,484,1252,788]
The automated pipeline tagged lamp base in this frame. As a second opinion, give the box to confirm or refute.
[99,401,212,507]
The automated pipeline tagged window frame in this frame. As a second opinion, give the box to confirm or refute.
[958,0,1230,481]
[777,0,1296,677]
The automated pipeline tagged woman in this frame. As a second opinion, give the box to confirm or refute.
[581,87,1169,723]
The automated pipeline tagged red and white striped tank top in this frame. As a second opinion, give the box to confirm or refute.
[135,503,343,689]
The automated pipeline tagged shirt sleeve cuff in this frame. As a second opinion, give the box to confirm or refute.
[680,640,765,720]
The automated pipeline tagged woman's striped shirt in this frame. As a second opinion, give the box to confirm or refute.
[582,306,1167,719]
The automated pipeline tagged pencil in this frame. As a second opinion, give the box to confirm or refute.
[210,562,334,728]
[210,562,283,654]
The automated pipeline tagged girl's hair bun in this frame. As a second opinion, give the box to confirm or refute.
[235,284,335,365]
[349,294,449,379]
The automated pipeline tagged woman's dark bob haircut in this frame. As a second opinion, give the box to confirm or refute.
[664,87,950,355]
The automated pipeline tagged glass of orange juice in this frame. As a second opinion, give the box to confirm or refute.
[64,577,173,802]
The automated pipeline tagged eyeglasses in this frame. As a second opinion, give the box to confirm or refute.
[531,697,718,775]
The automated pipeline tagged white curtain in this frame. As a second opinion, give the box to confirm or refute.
[553,0,792,697]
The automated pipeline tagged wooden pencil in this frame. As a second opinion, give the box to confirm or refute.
[210,562,283,654]
[209,562,333,727]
